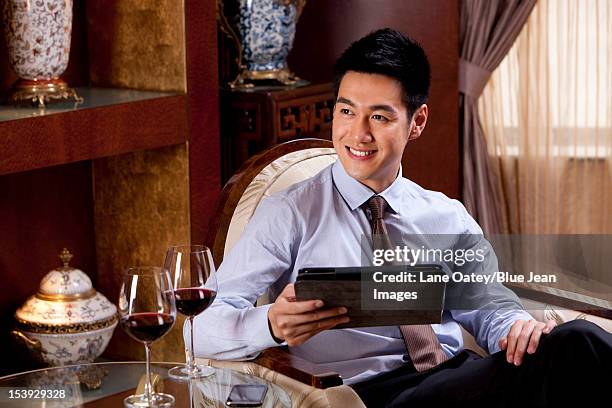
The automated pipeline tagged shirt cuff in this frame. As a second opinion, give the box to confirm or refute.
[245,303,286,352]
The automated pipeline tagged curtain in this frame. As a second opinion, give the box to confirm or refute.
[479,0,611,234]
[460,0,537,235]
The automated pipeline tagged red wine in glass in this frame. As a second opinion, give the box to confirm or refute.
[118,267,176,407]
[121,312,175,343]
[174,288,217,316]
[165,244,218,380]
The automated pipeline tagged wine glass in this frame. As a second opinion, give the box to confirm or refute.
[118,267,177,407]
[164,244,218,381]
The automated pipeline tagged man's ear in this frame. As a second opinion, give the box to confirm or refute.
[408,104,428,141]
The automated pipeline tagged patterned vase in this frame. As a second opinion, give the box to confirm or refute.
[218,0,308,88]
[2,0,81,107]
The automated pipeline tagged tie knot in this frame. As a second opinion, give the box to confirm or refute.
[367,195,388,220]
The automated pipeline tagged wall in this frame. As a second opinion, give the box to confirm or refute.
[0,163,97,374]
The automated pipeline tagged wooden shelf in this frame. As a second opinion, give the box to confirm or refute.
[0,87,188,176]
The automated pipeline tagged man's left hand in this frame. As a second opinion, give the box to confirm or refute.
[499,319,557,366]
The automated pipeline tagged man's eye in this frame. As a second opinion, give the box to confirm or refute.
[372,114,388,122]
[340,108,352,115]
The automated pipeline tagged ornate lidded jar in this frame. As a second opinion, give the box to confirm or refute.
[13,249,117,366]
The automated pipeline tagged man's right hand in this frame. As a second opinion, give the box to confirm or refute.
[268,283,350,347]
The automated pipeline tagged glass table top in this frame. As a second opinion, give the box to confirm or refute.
[0,361,291,407]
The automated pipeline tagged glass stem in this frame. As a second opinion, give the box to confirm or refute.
[188,316,196,372]
[144,342,152,402]
[189,379,194,408]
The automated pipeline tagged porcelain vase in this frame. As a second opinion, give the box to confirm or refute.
[219,0,307,88]
[2,0,81,107]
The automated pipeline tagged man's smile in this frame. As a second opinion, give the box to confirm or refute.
[347,146,377,160]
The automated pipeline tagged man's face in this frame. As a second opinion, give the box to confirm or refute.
[332,71,424,193]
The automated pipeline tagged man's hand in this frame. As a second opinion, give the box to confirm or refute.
[499,319,557,366]
[268,284,349,347]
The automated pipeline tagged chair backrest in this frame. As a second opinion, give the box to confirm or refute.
[207,138,337,266]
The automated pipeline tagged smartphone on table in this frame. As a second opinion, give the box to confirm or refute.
[225,384,268,407]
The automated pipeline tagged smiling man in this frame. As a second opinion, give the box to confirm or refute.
[193,29,612,407]
[333,71,425,193]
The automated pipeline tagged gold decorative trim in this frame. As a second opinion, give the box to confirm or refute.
[15,315,118,334]
[35,288,97,302]
[11,330,42,351]
[59,247,74,269]
[7,78,84,108]
[229,68,304,89]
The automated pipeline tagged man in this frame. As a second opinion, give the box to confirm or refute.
[194,29,611,406]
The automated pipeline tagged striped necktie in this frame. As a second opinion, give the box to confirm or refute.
[366,195,449,371]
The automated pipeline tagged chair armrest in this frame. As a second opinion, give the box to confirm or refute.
[507,282,612,320]
[254,347,343,389]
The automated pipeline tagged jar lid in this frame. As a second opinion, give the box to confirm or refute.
[15,248,117,326]
[37,248,95,301]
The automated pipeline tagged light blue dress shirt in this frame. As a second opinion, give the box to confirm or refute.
[192,160,532,384]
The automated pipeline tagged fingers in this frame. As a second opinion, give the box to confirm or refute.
[544,319,557,334]
[283,307,348,328]
[269,284,350,344]
[505,320,524,364]
[285,315,351,346]
[280,299,326,314]
[277,285,327,314]
[277,283,297,301]
[527,323,544,355]
[513,319,538,365]
[505,319,557,366]
[274,307,349,342]
[499,337,508,351]
[527,319,557,354]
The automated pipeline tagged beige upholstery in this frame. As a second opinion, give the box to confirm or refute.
[224,147,337,259]
[197,358,365,408]
[205,144,612,407]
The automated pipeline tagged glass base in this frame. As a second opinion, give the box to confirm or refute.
[168,364,215,381]
[124,392,175,407]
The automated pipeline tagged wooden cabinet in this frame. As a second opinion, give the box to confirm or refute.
[220,83,334,181]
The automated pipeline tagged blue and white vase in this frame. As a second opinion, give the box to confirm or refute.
[219,0,307,88]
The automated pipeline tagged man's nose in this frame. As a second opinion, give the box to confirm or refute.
[351,116,373,143]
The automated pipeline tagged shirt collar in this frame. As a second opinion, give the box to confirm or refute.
[331,160,403,214]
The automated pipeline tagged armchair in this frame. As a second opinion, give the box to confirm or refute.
[202,138,612,407]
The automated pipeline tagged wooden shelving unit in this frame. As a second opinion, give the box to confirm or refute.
[0,88,188,176]
[0,0,220,375]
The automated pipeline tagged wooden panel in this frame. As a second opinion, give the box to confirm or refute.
[0,162,96,375]
[93,145,190,363]
[86,0,187,92]
[289,0,460,198]
[0,94,188,176]
[185,0,221,244]
[255,348,342,389]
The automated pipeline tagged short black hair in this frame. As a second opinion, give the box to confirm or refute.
[333,28,431,118]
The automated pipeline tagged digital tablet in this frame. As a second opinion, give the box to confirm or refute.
[294,264,446,328]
